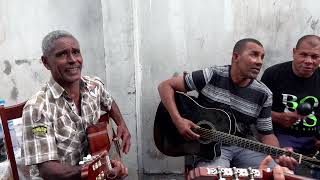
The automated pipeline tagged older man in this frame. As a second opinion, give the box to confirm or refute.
[22,30,131,179]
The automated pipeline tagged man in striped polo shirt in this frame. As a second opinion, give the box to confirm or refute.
[158,38,297,171]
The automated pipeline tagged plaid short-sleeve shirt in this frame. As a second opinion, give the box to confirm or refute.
[22,76,113,178]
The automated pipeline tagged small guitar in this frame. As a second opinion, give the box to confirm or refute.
[81,114,122,180]
[153,91,320,169]
[188,166,316,180]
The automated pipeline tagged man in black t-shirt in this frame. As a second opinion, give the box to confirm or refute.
[261,35,320,178]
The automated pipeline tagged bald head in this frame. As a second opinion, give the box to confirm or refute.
[295,35,320,49]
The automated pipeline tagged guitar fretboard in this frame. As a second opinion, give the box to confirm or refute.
[196,127,320,169]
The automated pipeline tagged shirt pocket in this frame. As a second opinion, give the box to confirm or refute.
[53,115,77,143]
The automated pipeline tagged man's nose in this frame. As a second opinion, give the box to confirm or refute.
[67,53,77,63]
[304,55,313,64]
[256,57,263,65]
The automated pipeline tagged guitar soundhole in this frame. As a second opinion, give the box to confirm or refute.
[196,120,215,144]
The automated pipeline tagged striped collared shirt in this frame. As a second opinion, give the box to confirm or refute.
[22,76,113,178]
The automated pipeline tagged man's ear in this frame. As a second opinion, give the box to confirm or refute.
[232,52,239,63]
[41,56,51,70]
[292,48,296,59]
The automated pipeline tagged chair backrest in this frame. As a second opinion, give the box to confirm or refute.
[0,102,26,180]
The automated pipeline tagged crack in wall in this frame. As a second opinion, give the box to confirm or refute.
[3,60,11,75]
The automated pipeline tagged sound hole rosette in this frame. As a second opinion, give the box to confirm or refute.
[196,120,215,144]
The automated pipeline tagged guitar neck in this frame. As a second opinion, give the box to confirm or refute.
[199,127,320,168]
[111,125,123,159]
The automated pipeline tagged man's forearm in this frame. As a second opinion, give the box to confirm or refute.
[258,133,280,147]
[157,75,190,125]
[109,101,126,126]
[38,161,82,180]
[271,111,283,124]
[158,79,185,124]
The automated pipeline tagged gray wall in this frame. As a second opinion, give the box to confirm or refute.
[1,0,320,179]
[0,0,105,105]
[101,0,139,179]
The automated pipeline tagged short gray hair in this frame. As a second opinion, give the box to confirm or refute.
[42,30,77,56]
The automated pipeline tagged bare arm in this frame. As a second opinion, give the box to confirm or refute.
[158,75,199,140]
[257,133,280,147]
[272,111,303,128]
[38,161,81,180]
[272,111,284,123]
[109,101,126,127]
[158,75,188,124]
[109,101,131,154]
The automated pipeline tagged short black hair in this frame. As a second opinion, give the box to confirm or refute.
[233,38,263,54]
[296,35,320,49]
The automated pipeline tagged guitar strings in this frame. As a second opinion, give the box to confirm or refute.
[194,127,320,167]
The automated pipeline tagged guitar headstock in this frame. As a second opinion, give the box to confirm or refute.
[188,166,311,180]
[84,115,124,180]
[80,151,111,180]
[188,166,262,179]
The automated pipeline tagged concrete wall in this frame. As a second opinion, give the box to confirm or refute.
[101,0,139,179]
[1,0,320,179]
[0,0,105,105]
[139,0,320,177]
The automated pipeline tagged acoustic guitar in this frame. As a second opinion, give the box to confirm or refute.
[153,91,320,169]
[81,114,122,180]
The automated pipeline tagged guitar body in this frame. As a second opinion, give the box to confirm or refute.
[154,91,236,160]
[86,121,111,156]
[81,114,122,180]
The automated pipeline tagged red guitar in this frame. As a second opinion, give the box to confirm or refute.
[188,166,316,180]
[80,114,122,180]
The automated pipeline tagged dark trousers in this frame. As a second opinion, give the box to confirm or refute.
[295,164,320,179]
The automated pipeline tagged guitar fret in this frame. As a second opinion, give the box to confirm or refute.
[201,128,311,164]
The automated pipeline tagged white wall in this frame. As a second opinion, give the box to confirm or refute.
[101,0,139,179]
[1,0,320,179]
[0,0,105,105]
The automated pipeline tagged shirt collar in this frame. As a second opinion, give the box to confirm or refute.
[48,77,65,99]
[48,77,90,99]
[80,77,90,92]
